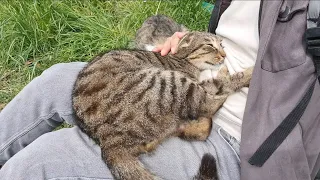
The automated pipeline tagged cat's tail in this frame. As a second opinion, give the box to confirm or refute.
[103,148,158,180]
[194,153,219,180]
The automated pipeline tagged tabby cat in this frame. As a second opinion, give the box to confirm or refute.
[72,31,252,180]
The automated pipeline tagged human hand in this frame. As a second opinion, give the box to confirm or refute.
[152,31,188,56]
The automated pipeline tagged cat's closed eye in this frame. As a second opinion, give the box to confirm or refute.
[208,45,219,53]
[203,44,218,52]
[207,44,214,47]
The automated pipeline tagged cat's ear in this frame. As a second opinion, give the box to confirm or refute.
[174,32,196,58]
[177,32,195,49]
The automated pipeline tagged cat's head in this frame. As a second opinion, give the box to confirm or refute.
[174,32,225,70]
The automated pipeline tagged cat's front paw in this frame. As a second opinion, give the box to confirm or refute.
[199,79,221,95]
[230,66,254,89]
[216,65,229,79]
[231,71,244,81]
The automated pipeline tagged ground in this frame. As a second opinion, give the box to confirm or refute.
[0,0,211,110]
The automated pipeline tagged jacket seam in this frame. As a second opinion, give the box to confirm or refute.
[258,3,283,69]
[0,110,73,154]
[261,60,307,72]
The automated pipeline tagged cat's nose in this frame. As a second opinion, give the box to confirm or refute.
[219,53,225,61]
[220,49,226,57]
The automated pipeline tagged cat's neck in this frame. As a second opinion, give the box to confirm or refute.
[198,65,223,82]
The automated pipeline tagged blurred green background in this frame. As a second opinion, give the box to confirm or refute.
[0,0,212,109]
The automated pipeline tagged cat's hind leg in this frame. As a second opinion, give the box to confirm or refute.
[101,146,157,180]
[139,115,180,153]
[178,117,212,141]
[139,139,160,153]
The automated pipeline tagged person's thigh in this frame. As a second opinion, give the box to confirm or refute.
[0,62,87,165]
[0,124,240,180]
[0,127,112,180]
[141,124,240,180]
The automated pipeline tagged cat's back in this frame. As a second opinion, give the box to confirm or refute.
[82,50,154,73]
[73,49,170,112]
[73,50,155,128]
[72,48,201,126]
[76,49,193,82]
[73,50,158,100]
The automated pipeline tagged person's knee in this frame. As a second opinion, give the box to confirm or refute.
[42,63,70,75]
[15,62,87,121]
[30,63,68,90]
[38,62,86,87]
[29,62,86,98]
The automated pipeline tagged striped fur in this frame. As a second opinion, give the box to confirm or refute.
[72,32,252,180]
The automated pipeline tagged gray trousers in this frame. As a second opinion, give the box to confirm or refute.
[0,62,240,180]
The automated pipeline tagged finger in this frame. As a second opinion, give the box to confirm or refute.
[170,36,180,54]
[171,32,187,54]
[160,37,172,56]
[152,45,163,52]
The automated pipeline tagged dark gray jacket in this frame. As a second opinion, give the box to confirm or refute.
[209,0,320,179]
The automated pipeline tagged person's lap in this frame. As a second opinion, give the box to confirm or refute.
[0,62,240,180]
[0,124,240,180]
[0,62,86,165]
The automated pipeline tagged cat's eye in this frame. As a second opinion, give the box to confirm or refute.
[205,44,216,50]
[207,44,214,47]
[204,44,218,53]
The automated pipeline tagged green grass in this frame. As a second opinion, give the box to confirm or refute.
[0,0,211,107]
